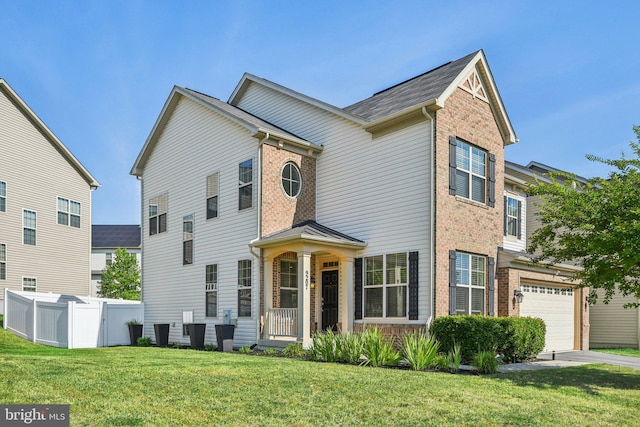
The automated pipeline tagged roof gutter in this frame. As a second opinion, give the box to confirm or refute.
[364,99,442,133]
[421,106,436,328]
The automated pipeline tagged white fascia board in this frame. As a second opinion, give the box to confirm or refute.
[362,99,441,133]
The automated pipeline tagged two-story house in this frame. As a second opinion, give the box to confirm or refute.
[91,225,141,297]
[0,79,99,313]
[131,50,588,351]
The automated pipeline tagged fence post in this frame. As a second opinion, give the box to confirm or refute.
[67,301,74,349]
[32,298,37,343]
[3,288,7,330]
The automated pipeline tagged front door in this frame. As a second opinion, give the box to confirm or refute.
[321,270,339,331]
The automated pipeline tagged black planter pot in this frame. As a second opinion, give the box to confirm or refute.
[215,324,235,352]
[128,324,143,346]
[188,323,206,350]
[154,323,170,347]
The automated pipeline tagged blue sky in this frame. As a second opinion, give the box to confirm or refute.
[2,1,638,224]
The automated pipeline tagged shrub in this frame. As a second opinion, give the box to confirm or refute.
[472,350,500,374]
[239,346,253,353]
[447,343,462,373]
[361,327,401,367]
[308,331,339,362]
[282,343,306,358]
[262,349,279,356]
[430,316,545,363]
[401,330,439,371]
[204,344,217,352]
[137,337,152,347]
[336,331,365,364]
[432,355,450,371]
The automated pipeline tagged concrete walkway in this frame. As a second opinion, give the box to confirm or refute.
[497,350,640,373]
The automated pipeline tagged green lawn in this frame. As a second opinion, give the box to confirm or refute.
[0,329,639,426]
[593,348,640,358]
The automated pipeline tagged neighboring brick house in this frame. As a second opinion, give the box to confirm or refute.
[131,50,584,350]
[91,225,141,297]
[0,79,99,313]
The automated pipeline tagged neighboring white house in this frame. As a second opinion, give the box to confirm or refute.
[0,79,99,314]
[130,50,588,351]
[91,225,141,297]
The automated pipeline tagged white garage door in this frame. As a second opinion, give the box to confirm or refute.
[519,284,575,352]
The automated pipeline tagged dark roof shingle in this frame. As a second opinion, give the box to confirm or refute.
[92,225,141,248]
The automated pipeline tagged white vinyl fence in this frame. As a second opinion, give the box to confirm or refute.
[3,289,143,348]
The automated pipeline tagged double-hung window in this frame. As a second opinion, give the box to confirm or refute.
[57,197,81,228]
[205,264,218,317]
[504,196,522,239]
[363,253,407,318]
[238,159,253,210]
[455,139,486,203]
[183,214,194,265]
[455,253,486,315]
[0,244,6,280]
[206,172,219,219]
[238,260,252,317]
[0,181,6,212]
[149,193,167,235]
[23,277,36,292]
[280,260,298,308]
[23,210,36,246]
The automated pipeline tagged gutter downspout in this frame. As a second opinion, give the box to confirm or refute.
[422,107,435,328]
[249,132,268,343]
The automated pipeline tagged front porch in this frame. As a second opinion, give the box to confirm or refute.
[251,220,366,348]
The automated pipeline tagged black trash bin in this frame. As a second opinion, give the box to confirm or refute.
[188,323,206,350]
[154,323,170,347]
[215,324,235,352]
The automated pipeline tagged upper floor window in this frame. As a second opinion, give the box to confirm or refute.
[106,252,113,265]
[363,253,407,318]
[206,173,219,220]
[0,243,6,280]
[23,277,36,292]
[238,159,253,210]
[238,259,252,317]
[281,162,301,198]
[183,214,194,265]
[0,181,6,212]
[504,196,522,239]
[23,210,36,246]
[455,252,485,315]
[205,264,218,317]
[149,193,167,235]
[449,137,496,207]
[57,197,81,228]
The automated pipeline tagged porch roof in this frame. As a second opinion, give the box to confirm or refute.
[251,220,366,249]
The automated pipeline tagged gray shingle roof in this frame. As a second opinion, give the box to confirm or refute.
[92,225,141,248]
[181,87,308,142]
[254,220,366,247]
[344,50,480,121]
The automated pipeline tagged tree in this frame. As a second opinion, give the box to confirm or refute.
[98,248,141,300]
[527,126,640,306]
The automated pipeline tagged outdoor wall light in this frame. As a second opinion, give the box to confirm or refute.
[513,289,524,304]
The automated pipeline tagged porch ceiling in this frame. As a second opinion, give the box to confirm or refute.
[250,220,367,250]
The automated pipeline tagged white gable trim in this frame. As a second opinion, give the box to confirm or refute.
[228,73,368,126]
[0,79,100,188]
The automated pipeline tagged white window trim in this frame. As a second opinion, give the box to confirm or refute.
[238,159,253,211]
[22,276,37,292]
[238,259,252,317]
[57,196,81,228]
[0,180,6,213]
[363,253,408,320]
[22,209,37,246]
[205,264,218,318]
[206,171,220,220]
[0,243,6,281]
[281,161,302,199]
[183,214,194,265]
[456,252,486,315]
[456,139,487,203]
[148,193,168,235]
[505,195,520,238]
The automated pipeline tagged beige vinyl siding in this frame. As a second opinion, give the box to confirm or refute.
[0,87,92,300]
[503,191,526,252]
[236,82,433,322]
[141,96,259,346]
[590,289,640,348]
[526,195,544,243]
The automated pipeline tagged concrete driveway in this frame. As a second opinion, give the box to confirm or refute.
[538,350,640,370]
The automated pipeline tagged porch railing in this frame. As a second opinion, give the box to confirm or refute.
[266,308,298,338]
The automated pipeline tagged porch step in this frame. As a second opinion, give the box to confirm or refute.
[257,338,299,351]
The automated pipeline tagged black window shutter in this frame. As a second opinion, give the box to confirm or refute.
[503,196,507,236]
[408,251,419,320]
[488,153,496,207]
[449,250,457,315]
[354,258,363,320]
[449,136,457,195]
[517,200,522,239]
[487,256,495,316]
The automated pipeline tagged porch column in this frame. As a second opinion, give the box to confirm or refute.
[343,257,354,333]
[263,256,273,338]
[297,251,312,348]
